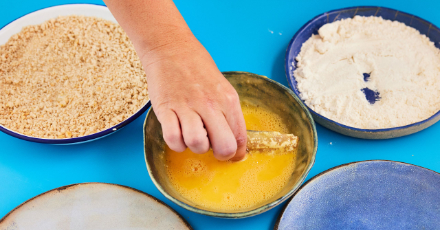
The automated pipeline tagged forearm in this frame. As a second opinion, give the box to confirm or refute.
[103,0,195,62]
[104,0,247,161]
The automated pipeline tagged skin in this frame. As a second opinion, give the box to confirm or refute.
[104,0,247,161]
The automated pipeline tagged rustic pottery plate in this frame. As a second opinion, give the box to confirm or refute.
[144,71,318,218]
[0,183,192,230]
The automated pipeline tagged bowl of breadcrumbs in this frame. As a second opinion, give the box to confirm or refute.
[0,4,150,144]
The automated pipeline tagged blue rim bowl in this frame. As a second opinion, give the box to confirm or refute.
[0,102,150,144]
[285,6,440,139]
[0,4,151,144]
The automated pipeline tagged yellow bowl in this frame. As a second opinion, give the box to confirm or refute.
[143,71,317,218]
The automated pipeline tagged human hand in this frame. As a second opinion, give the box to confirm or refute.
[139,32,247,161]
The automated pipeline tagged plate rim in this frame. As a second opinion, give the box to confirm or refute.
[0,3,151,144]
[274,159,440,229]
[0,182,193,230]
[284,6,440,134]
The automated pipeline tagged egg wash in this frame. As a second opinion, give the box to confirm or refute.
[164,102,297,211]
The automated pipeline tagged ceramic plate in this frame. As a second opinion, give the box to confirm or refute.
[0,183,192,230]
[0,4,151,144]
[275,160,440,229]
[144,72,318,218]
[285,6,440,139]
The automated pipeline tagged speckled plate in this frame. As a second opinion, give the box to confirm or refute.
[144,71,318,218]
[275,160,440,230]
[0,183,192,230]
[0,4,151,144]
[285,6,440,139]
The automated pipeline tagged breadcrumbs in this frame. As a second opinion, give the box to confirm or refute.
[0,16,149,139]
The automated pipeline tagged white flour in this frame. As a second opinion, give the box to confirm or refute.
[294,16,440,129]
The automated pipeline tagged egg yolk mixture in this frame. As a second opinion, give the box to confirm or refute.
[164,103,297,211]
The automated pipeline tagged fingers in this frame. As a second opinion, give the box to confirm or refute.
[224,95,247,161]
[157,108,210,154]
[176,110,210,154]
[156,109,186,152]
[201,111,237,161]
[154,80,245,161]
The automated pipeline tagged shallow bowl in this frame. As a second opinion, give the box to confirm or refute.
[285,6,440,139]
[0,4,151,144]
[143,71,318,218]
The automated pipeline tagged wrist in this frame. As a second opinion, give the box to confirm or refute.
[136,27,197,63]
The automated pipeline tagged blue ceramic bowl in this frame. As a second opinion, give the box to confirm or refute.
[275,160,440,230]
[0,4,151,144]
[285,6,440,139]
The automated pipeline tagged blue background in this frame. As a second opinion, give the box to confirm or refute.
[1,0,440,229]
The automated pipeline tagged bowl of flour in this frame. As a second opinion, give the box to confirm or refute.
[286,6,440,139]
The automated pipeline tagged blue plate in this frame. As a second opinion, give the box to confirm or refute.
[285,6,440,139]
[275,160,440,230]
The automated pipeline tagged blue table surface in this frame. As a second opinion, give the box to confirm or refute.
[1,0,440,229]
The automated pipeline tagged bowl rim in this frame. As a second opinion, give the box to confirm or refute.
[274,159,440,229]
[0,182,193,230]
[0,3,151,144]
[144,71,318,218]
[285,6,440,133]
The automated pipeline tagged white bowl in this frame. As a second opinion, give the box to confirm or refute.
[0,4,151,144]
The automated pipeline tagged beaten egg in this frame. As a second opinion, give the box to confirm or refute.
[164,102,297,211]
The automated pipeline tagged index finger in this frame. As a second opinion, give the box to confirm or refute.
[201,112,237,161]
[224,95,247,161]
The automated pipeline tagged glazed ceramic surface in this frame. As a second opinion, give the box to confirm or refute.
[144,71,317,218]
[275,160,440,230]
[285,6,440,139]
[0,183,192,230]
[0,4,151,144]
